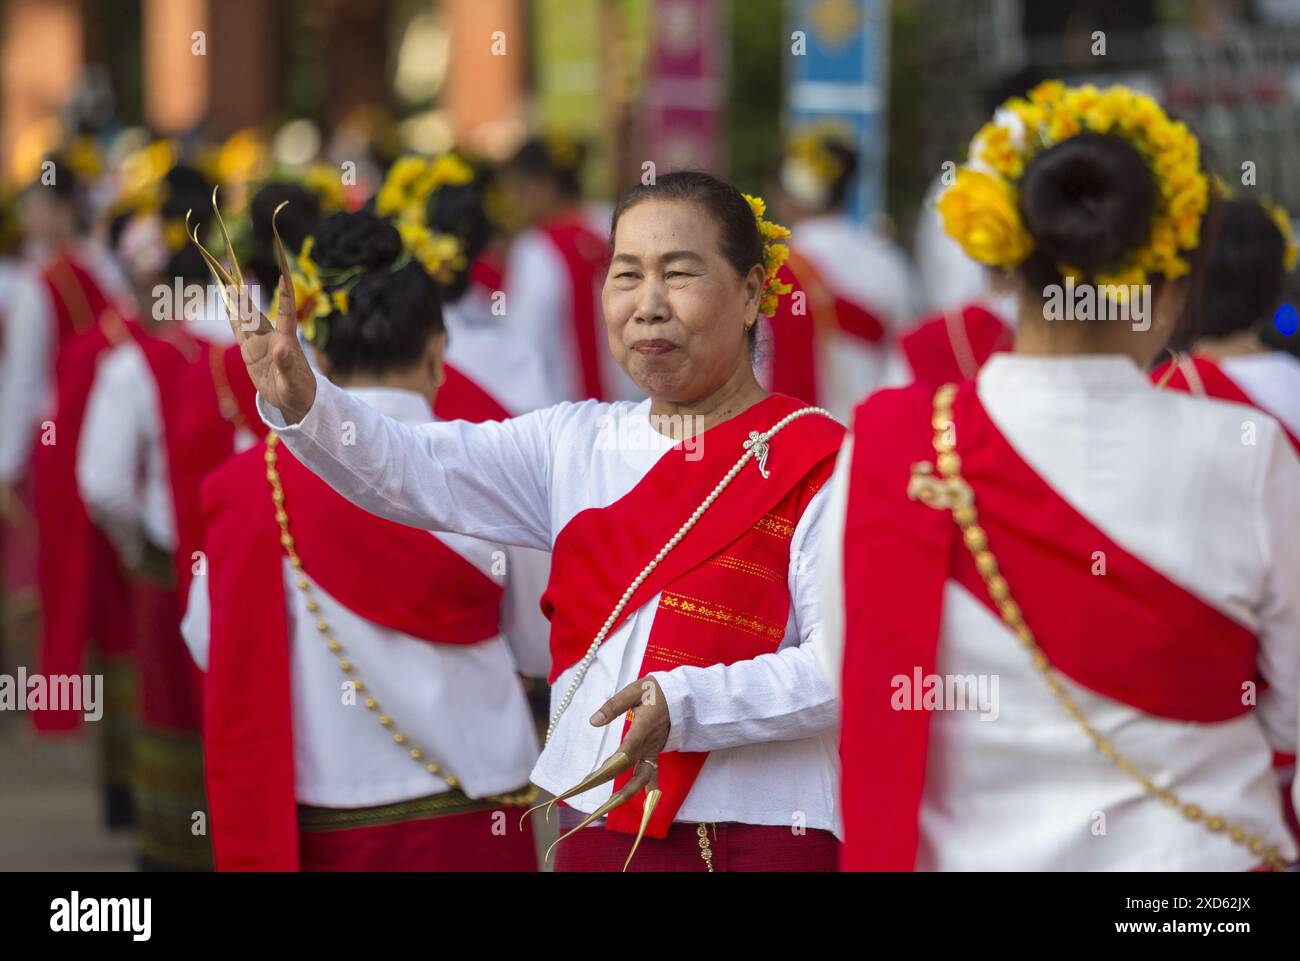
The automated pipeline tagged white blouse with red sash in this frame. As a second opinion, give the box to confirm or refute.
[1222,353,1300,438]
[820,354,1300,870]
[759,215,914,423]
[184,387,546,810]
[501,216,642,406]
[0,241,132,486]
[259,377,844,836]
[76,310,233,562]
[0,257,54,484]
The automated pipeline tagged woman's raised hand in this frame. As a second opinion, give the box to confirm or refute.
[232,275,317,425]
[189,191,318,424]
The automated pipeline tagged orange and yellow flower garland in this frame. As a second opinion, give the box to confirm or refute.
[938,80,1211,294]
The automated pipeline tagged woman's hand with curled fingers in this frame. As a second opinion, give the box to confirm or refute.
[588,675,670,801]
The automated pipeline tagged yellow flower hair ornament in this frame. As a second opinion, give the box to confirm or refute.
[375,152,475,223]
[780,127,853,209]
[268,234,336,348]
[269,221,467,349]
[1264,201,1298,273]
[742,193,794,317]
[395,221,466,287]
[938,80,1211,295]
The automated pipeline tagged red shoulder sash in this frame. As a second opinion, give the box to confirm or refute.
[31,309,137,731]
[543,394,844,836]
[165,343,259,610]
[899,305,1012,385]
[1151,354,1300,456]
[41,248,113,343]
[767,255,888,407]
[435,362,511,423]
[202,437,504,870]
[541,218,608,400]
[839,383,1259,870]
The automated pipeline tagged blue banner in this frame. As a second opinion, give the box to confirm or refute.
[785,0,889,223]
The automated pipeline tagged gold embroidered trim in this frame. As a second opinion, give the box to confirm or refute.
[709,554,782,583]
[752,514,796,540]
[645,644,713,669]
[658,592,785,643]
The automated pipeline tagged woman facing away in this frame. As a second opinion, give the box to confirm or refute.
[821,81,1300,871]
[1152,197,1300,453]
[216,170,846,872]
[183,209,544,871]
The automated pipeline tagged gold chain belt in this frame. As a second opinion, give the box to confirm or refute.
[908,383,1287,872]
[264,433,537,809]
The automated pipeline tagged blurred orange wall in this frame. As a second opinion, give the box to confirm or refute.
[2,0,83,181]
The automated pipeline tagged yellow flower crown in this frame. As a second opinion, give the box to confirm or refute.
[274,224,466,348]
[785,128,849,187]
[542,132,583,171]
[938,80,1211,294]
[375,152,476,222]
[1265,202,1298,273]
[296,163,347,214]
[1212,177,1295,273]
[742,193,793,317]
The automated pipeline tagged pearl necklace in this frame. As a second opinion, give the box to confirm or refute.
[544,405,834,744]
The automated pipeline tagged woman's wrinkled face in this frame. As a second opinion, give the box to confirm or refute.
[603,199,762,402]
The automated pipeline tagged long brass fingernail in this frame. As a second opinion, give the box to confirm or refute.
[622,788,662,872]
[543,793,626,865]
[546,751,632,808]
[210,185,244,288]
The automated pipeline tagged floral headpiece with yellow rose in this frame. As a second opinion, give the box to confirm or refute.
[742,193,794,317]
[938,80,1211,296]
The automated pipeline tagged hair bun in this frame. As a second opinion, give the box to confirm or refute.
[302,210,445,377]
[1019,132,1156,272]
[310,210,402,272]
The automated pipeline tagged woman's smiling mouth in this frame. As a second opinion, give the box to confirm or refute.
[632,339,677,355]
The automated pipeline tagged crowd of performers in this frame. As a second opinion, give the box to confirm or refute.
[1,76,1298,872]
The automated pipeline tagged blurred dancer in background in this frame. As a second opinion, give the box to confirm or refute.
[765,128,914,422]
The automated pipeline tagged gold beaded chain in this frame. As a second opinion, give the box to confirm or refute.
[263,434,536,808]
[912,384,1287,872]
[696,823,715,872]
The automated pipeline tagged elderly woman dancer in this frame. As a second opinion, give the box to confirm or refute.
[215,171,845,873]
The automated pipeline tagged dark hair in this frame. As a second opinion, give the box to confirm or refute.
[983,66,1048,116]
[160,164,213,285]
[249,182,321,292]
[505,137,586,199]
[610,170,766,347]
[29,155,80,203]
[612,171,764,280]
[1016,133,1157,292]
[820,137,859,209]
[1014,129,1220,344]
[425,180,491,302]
[309,210,444,377]
[23,155,84,230]
[1196,200,1287,342]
